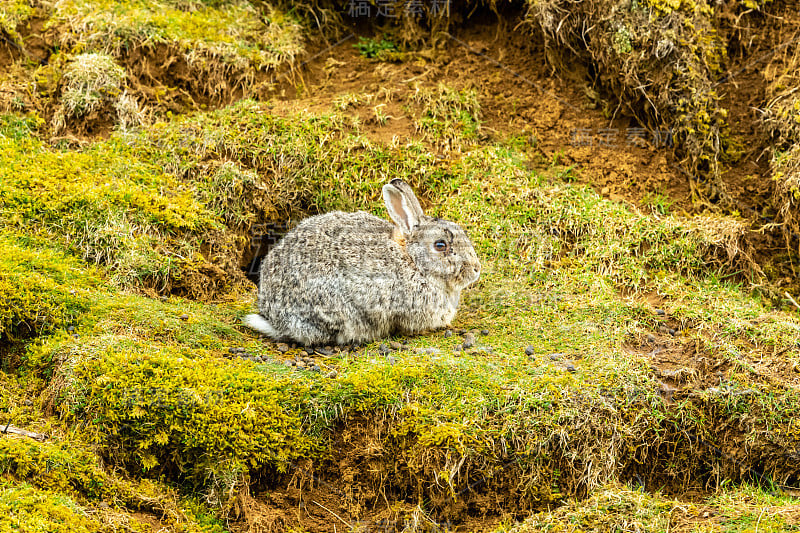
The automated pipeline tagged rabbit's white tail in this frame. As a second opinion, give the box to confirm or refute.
[243,314,279,338]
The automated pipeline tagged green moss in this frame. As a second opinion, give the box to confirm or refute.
[0,438,111,499]
[0,440,229,532]
[0,233,99,343]
[0,126,239,294]
[51,337,319,483]
[0,0,34,42]
[0,482,103,533]
[612,25,633,54]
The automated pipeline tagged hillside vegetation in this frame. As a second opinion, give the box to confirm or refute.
[1,0,799,531]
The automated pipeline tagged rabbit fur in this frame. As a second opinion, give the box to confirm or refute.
[244,179,480,346]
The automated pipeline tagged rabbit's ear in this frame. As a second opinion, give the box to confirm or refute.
[383,179,425,235]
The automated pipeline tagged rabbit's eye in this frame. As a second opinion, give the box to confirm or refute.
[434,240,448,252]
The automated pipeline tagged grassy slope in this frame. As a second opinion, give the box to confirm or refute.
[2,102,799,530]
[1,2,800,532]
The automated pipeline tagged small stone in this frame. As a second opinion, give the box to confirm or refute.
[378,344,390,355]
[290,360,297,366]
[179,314,189,321]
[655,309,666,316]
[228,347,238,354]
[480,329,489,336]
[312,365,321,372]
[284,361,293,367]
[300,350,309,357]
[389,341,402,351]
[645,334,656,344]
[566,363,576,372]
[324,345,333,352]
[444,330,453,338]
[549,353,562,361]
[296,360,306,369]
[463,333,476,349]
[325,370,338,379]
[72,334,79,339]
[276,343,289,353]
[387,356,397,365]
[315,347,334,356]
[67,326,75,332]
[524,345,535,356]
[668,329,677,336]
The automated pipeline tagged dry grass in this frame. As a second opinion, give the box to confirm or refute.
[48,0,304,99]
[50,52,146,132]
[761,39,800,253]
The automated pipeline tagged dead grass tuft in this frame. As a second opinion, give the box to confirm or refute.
[51,52,146,133]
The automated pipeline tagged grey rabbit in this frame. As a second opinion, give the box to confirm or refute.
[243,179,480,346]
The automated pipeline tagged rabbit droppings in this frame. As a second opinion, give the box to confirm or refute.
[244,179,480,346]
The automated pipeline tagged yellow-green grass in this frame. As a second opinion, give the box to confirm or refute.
[410,83,482,147]
[0,482,107,533]
[2,99,799,525]
[0,0,34,42]
[0,438,227,533]
[505,482,800,532]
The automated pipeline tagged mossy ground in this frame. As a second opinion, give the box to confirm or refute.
[1,1,800,532]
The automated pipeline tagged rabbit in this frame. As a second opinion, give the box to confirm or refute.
[243,178,480,346]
